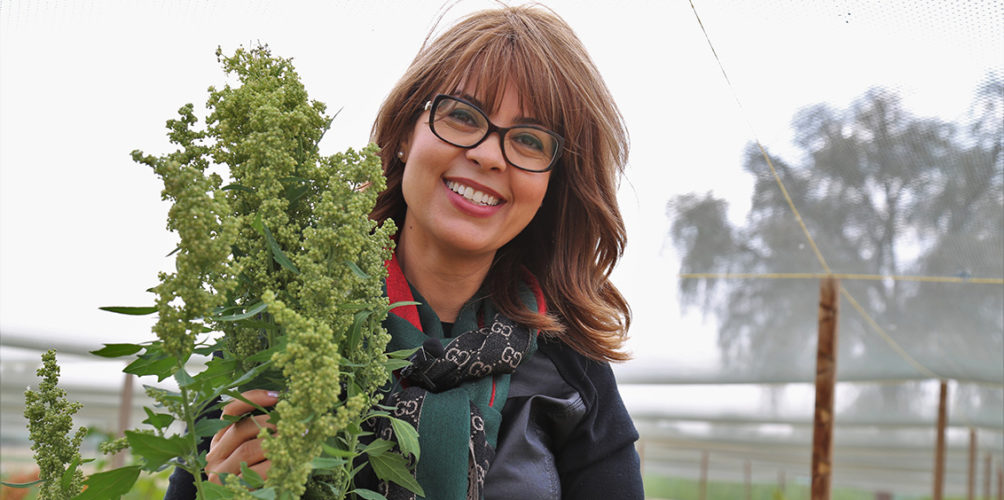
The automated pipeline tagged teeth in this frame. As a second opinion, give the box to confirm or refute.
[447,180,501,206]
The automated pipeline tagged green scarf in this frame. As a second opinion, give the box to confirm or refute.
[377,254,543,500]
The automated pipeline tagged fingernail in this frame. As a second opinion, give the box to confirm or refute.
[267,391,280,398]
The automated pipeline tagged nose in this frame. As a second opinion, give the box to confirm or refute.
[465,130,508,172]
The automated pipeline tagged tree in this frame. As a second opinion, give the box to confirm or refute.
[667,78,1002,415]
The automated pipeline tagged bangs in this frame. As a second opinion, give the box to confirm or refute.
[433,23,566,139]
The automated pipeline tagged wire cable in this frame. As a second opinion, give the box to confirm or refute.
[685,0,960,383]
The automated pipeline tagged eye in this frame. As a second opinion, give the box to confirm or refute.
[510,130,547,154]
[447,107,480,127]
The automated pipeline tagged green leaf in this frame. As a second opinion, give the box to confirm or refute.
[250,488,276,500]
[142,408,175,430]
[123,356,177,381]
[60,457,81,491]
[251,215,299,274]
[321,442,354,458]
[264,225,299,273]
[362,438,395,457]
[251,212,265,233]
[194,418,230,438]
[348,310,372,351]
[173,367,195,388]
[383,359,413,371]
[385,348,419,359]
[193,343,223,355]
[165,245,181,257]
[240,462,265,489]
[0,478,43,488]
[71,465,141,500]
[285,183,310,204]
[310,456,347,470]
[351,489,388,500]
[222,183,255,193]
[369,453,424,497]
[200,481,231,500]
[210,360,274,401]
[91,343,143,358]
[386,301,421,313]
[389,418,421,461]
[231,318,280,331]
[346,260,370,280]
[99,306,157,316]
[125,431,188,471]
[214,301,268,321]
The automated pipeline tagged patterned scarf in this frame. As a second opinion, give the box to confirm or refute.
[373,254,544,500]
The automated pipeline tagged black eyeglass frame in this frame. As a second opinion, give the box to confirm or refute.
[423,94,564,173]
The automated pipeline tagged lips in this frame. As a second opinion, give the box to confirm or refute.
[445,179,503,207]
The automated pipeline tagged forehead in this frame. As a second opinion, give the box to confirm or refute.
[449,80,533,118]
[444,73,555,129]
[425,41,566,132]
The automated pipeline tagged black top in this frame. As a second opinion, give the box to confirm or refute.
[164,334,643,500]
[486,336,643,499]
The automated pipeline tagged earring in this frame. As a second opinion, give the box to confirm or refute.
[397,151,405,159]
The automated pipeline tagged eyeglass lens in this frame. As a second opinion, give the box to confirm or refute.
[430,96,559,172]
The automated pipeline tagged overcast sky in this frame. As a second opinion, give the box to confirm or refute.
[1,0,997,381]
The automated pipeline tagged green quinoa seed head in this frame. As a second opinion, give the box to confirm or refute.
[119,45,399,497]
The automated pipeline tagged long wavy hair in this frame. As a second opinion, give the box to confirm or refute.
[371,5,631,362]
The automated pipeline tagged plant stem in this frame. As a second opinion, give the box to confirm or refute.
[180,382,208,500]
[338,430,362,500]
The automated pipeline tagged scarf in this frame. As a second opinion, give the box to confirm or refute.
[373,253,545,500]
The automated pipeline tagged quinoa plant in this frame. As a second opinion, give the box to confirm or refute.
[20,46,420,499]
[17,350,88,499]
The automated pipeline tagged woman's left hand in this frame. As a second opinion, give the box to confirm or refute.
[205,389,279,484]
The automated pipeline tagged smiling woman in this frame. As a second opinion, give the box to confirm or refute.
[369,5,642,499]
[166,5,641,500]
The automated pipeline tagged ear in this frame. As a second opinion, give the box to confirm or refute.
[397,136,411,164]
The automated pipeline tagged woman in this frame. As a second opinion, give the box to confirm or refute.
[174,5,642,499]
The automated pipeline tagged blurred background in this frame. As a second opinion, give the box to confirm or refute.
[1,1,1001,498]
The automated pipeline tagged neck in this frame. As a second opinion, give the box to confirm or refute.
[397,227,494,323]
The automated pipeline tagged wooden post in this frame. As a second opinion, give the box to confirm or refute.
[968,429,976,500]
[699,450,709,500]
[997,465,1002,500]
[987,453,992,500]
[111,373,134,469]
[812,277,839,500]
[998,464,1003,500]
[933,380,948,500]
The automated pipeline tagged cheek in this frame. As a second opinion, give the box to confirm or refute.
[521,173,551,209]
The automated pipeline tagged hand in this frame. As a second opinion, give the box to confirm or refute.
[206,389,279,485]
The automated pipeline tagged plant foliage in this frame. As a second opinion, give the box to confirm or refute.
[23,46,416,500]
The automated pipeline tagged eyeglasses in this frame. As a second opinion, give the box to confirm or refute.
[424,94,564,173]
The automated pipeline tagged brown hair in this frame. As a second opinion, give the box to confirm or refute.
[371,5,631,362]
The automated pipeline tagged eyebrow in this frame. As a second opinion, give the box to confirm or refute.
[451,91,547,128]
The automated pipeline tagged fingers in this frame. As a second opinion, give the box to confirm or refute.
[220,389,280,418]
[206,390,280,484]
[208,459,272,485]
[209,414,274,460]
[206,422,273,482]
[211,389,280,448]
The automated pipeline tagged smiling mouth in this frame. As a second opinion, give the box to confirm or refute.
[445,180,502,207]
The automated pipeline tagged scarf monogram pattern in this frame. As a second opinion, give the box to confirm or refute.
[373,254,543,500]
[375,315,535,500]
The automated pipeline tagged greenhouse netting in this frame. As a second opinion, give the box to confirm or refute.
[2,0,1001,498]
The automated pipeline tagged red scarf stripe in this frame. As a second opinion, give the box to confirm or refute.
[520,267,547,315]
[385,255,546,409]
[385,253,422,331]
